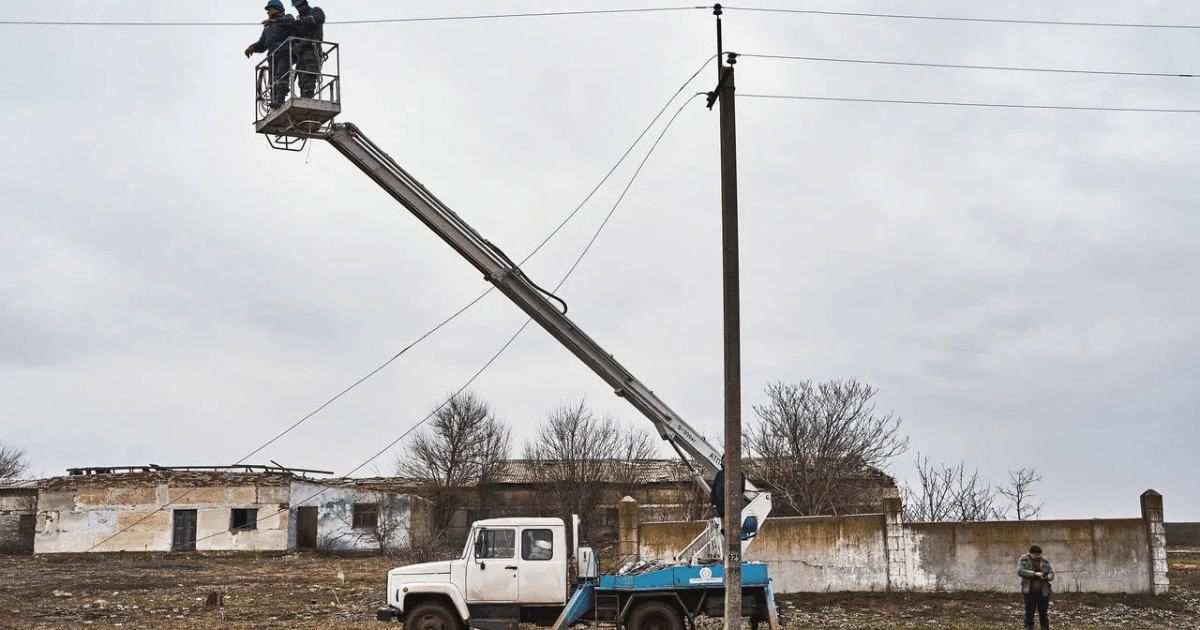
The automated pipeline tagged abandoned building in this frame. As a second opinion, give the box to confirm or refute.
[0,458,899,556]
[15,466,428,555]
[0,479,37,555]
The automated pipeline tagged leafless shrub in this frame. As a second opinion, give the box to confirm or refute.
[902,454,1000,522]
[0,441,30,480]
[903,456,1046,522]
[997,467,1045,521]
[523,398,657,545]
[745,380,908,516]
[395,391,511,535]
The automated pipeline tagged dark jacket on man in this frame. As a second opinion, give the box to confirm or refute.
[710,467,746,520]
[250,13,295,54]
[1018,553,1055,595]
[293,4,325,43]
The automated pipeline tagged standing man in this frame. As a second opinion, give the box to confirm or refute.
[709,456,745,521]
[290,0,326,98]
[1018,544,1055,630]
[244,0,295,108]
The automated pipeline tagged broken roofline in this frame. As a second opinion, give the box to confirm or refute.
[65,464,334,476]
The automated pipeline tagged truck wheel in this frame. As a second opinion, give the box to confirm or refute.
[628,601,682,630]
[404,602,461,630]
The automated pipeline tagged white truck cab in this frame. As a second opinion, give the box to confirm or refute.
[379,517,570,629]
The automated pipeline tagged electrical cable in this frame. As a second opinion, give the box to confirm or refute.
[721,6,1200,30]
[738,53,1198,79]
[738,93,1200,114]
[519,55,718,265]
[551,93,705,292]
[0,7,704,27]
[9,5,1200,29]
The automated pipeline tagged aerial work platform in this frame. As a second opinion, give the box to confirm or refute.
[253,39,341,150]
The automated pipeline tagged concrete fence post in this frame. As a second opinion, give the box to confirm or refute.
[618,495,639,559]
[882,496,908,592]
[1140,489,1169,595]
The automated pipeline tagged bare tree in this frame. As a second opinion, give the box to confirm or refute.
[0,442,30,480]
[745,379,908,516]
[998,467,1044,521]
[396,391,511,535]
[901,454,1001,522]
[523,399,657,545]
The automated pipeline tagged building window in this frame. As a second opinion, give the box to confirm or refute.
[231,508,258,531]
[353,503,378,529]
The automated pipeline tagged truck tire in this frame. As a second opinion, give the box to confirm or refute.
[627,601,682,630]
[404,602,461,630]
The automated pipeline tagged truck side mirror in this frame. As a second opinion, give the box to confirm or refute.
[474,529,487,562]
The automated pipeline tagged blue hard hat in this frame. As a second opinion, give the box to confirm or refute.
[291,0,307,6]
[265,0,284,9]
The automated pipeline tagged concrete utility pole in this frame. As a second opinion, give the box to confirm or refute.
[708,5,743,630]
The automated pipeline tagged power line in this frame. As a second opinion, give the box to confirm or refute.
[335,6,704,24]
[738,53,1197,79]
[723,5,1200,29]
[9,5,1200,29]
[0,6,703,27]
[739,93,1200,114]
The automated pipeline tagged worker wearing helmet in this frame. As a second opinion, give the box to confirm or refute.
[290,0,326,98]
[244,0,296,108]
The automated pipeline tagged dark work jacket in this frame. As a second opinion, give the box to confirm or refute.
[250,14,295,53]
[710,468,746,519]
[293,6,325,42]
[1018,554,1055,595]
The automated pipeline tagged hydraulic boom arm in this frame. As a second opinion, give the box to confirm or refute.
[323,122,769,559]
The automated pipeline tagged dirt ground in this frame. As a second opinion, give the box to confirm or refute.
[0,550,1195,630]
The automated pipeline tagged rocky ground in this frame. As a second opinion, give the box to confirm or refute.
[0,550,1195,629]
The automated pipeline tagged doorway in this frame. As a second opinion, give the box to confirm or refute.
[172,509,198,551]
[297,506,318,549]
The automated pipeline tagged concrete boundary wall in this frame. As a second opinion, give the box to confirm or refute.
[634,489,1168,595]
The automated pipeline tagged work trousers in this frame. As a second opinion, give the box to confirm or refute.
[1023,592,1050,629]
[295,46,321,98]
[267,48,291,106]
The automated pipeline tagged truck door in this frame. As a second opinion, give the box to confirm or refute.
[518,527,567,604]
[466,527,518,602]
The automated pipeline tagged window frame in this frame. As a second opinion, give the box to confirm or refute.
[352,502,379,529]
[230,508,259,531]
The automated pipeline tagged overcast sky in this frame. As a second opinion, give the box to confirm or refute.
[2,1,1197,522]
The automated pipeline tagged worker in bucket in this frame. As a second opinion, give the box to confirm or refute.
[244,0,295,108]
[290,0,326,98]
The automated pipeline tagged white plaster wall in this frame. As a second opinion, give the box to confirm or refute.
[291,481,413,553]
[34,482,293,554]
[897,519,1152,594]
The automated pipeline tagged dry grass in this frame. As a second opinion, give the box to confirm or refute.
[0,550,1195,629]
